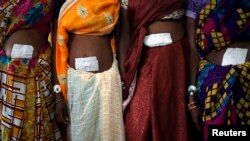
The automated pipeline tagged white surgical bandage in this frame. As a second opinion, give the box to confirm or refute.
[11,44,34,59]
[144,33,172,47]
[75,56,99,72]
[221,48,248,66]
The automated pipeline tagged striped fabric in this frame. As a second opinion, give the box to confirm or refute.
[67,58,125,141]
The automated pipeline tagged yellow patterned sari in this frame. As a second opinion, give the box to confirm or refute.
[0,0,61,140]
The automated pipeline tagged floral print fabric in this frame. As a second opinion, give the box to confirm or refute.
[0,0,53,48]
[55,0,120,99]
[0,0,61,140]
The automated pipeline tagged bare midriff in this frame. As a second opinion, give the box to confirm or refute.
[67,33,113,72]
[147,20,185,43]
[206,41,250,65]
[3,27,49,58]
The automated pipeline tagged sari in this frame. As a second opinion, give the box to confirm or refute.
[123,0,190,140]
[56,0,124,140]
[56,0,120,99]
[0,0,61,140]
[195,0,250,140]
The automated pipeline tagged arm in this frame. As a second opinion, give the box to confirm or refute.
[186,17,199,87]
[117,8,130,79]
[51,0,68,125]
[52,20,62,98]
[186,16,202,133]
[52,19,69,125]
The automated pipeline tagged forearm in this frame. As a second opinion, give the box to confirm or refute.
[52,20,64,100]
[117,37,129,78]
[117,8,130,78]
[186,17,200,86]
[186,17,200,105]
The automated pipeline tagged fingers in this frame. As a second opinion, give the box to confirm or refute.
[190,107,203,133]
[63,108,69,124]
[56,111,65,125]
[193,117,202,132]
[55,102,69,125]
[187,97,203,133]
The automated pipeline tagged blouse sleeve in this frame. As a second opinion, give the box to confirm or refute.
[186,0,209,19]
[121,0,128,9]
[52,0,66,19]
[185,0,200,19]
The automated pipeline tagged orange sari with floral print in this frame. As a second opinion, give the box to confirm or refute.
[56,0,120,99]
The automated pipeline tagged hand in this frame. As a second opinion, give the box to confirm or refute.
[188,95,203,133]
[55,94,69,125]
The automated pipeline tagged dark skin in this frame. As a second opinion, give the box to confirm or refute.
[117,8,130,78]
[186,17,250,133]
[117,8,185,79]
[52,20,68,125]
[186,17,203,133]
[52,20,114,125]
[2,19,71,126]
[3,27,49,58]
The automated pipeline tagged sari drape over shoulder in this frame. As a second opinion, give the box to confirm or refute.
[0,0,53,47]
[194,0,250,140]
[123,0,190,141]
[195,0,250,57]
[123,0,185,97]
[0,0,61,140]
[56,0,120,99]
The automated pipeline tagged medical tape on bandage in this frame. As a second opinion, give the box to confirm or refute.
[221,48,248,66]
[144,33,173,47]
[11,44,34,59]
[75,56,99,72]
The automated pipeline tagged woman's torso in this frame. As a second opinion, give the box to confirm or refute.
[3,28,49,58]
[123,0,186,46]
[1,0,53,58]
[57,0,120,72]
[206,42,250,65]
[67,34,114,72]
[186,0,250,65]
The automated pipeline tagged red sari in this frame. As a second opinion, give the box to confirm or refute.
[123,0,190,140]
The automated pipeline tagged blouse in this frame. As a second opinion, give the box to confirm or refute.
[185,0,209,19]
[121,0,184,19]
